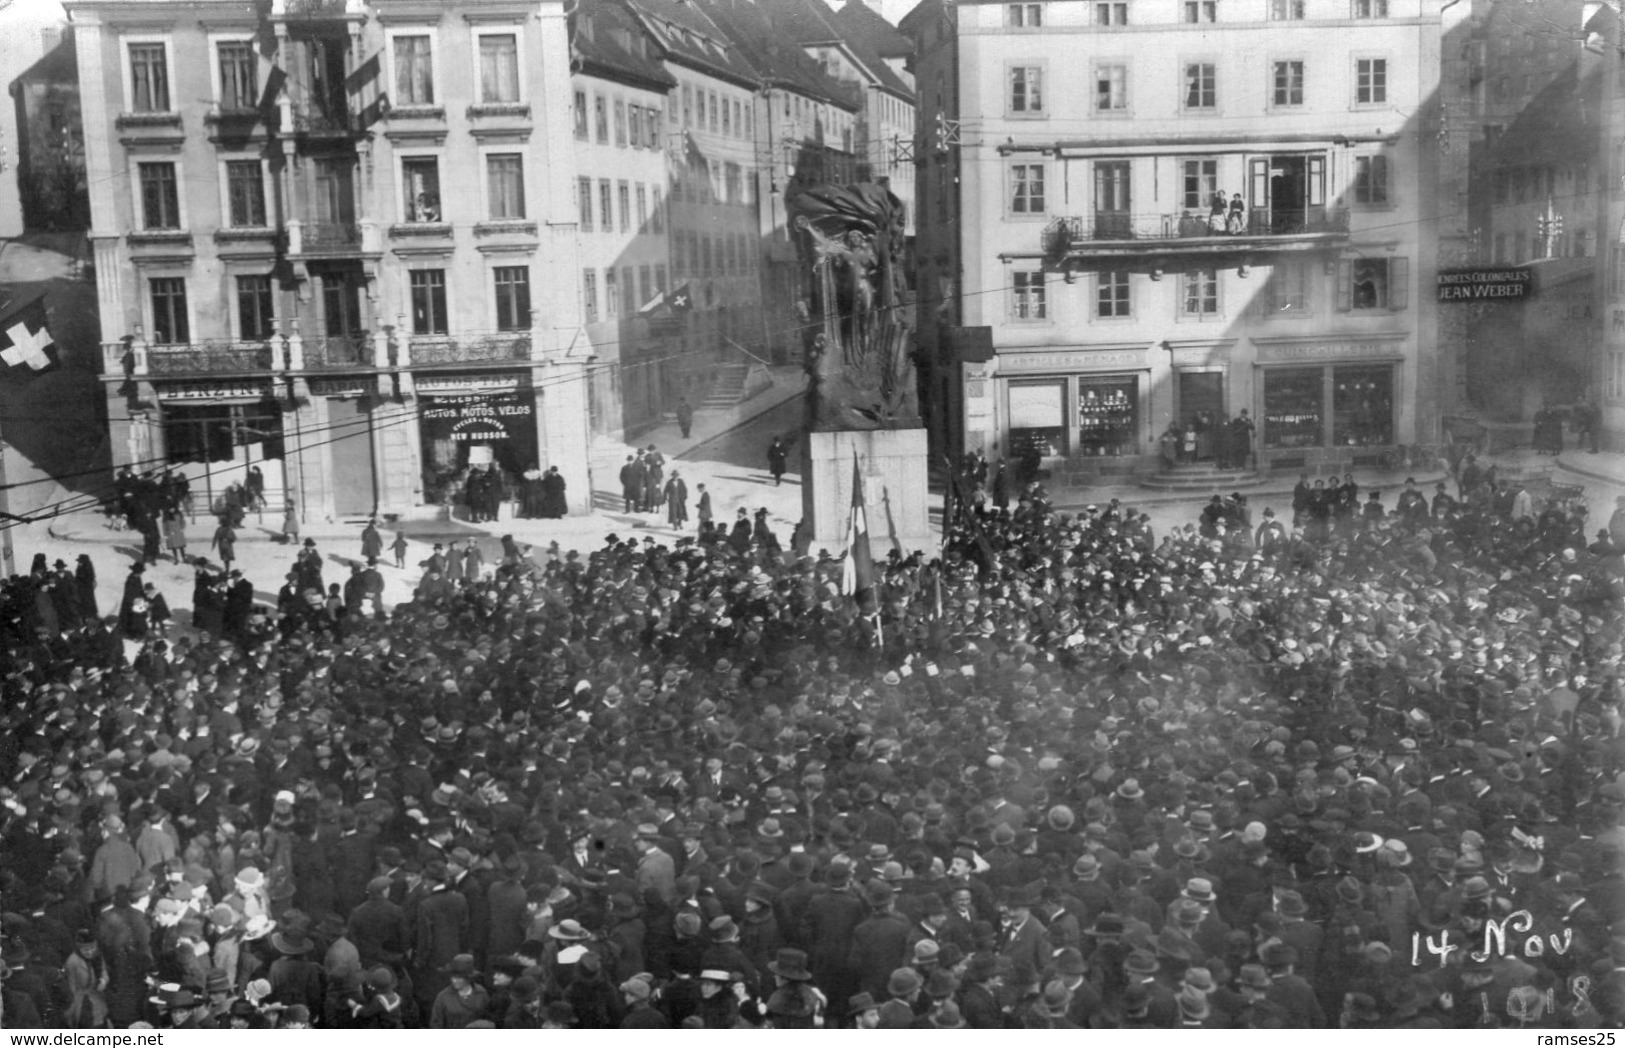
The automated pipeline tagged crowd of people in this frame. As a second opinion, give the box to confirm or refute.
[0,450,1621,1031]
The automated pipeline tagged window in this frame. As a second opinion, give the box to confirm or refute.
[636,185,648,230]
[1008,381,1066,457]
[722,97,731,135]
[1095,64,1127,112]
[494,266,531,331]
[638,266,652,309]
[574,90,588,138]
[393,35,435,105]
[1270,0,1305,18]
[410,270,448,334]
[487,154,525,219]
[1010,66,1044,114]
[645,106,661,148]
[1097,271,1131,318]
[1264,368,1323,448]
[1609,350,1625,402]
[150,277,189,344]
[217,41,257,111]
[595,94,609,143]
[139,162,180,230]
[1338,257,1408,310]
[1262,261,1309,314]
[1332,365,1393,445]
[236,275,275,340]
[1272,61,1304,107]
[402,157,441,222]
[1012,270,1047,319]
[1354,155,1389,205]
[478,34,519,103]
[655,264,668,293]
[598,180,613,232]
[614,100,627,146]
[225,161,266,227]
[1356,58,1387,104]
[1354,0,1388,16]
[1007,3,1043,24]
[617,182,630,232]
[682,85,693,127]
[1613,246,1625,296]
[605,268,620,317]
[709,92,719,131]
[1184,0,1215,21]
[577,177,593,231]
[1184,63,1217,110]
[1010,163,1046,214]
[1183,159,1217,210]
[651,187,664,233]
[629,105,643,149]
[1183,269,1219,316]
[1096,1,1129,23]
[129,42,170,112]
[582,269,598,322]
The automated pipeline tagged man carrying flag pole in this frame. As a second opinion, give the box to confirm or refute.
[840,451,882,648]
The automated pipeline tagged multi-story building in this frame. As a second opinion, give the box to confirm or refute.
[1,1,73,236]
[700,0,861,364]
[908,0,1450,478]
[761,0,917,232]
[618,0,766,383]
[572,0,675,438]
[70,0,592,521]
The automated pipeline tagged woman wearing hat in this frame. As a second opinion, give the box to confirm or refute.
[351,966,407,1028]
[763,948,824,1029]
[429,954,488,1029]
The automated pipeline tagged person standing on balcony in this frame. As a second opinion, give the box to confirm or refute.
[1208,191,1227,234]
[1226,193,1246,235]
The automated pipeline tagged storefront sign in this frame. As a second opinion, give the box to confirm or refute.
[1000,349,1147,372]
[1257,341,1402,362]
[415,372,526,394]
[156,381,274,401]
[421,394,534,444]
[1436,268,1532,302]
[308,378,371,397]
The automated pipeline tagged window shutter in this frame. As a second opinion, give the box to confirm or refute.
[1388,257,1409,310]
[1307,156,1326,206]
[1249,157,1270,208]
[1335,260,1353,312]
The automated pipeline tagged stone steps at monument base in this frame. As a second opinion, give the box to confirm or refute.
[1140,468,1266,491]
[700,365,752,409]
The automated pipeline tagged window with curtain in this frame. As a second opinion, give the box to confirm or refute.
[605,268,620,317]
[574,91,588,138]
[478,34,519,103]
[578,177,593,231]
[393,35,435,105]
[1354,155,1389,204]
[651,187,664,232]
[614,100,627,146]
[236,275,276,340]
[1010,163,1045,213]
[1009,66,1044,114]
[1011,271,1046,319]
[598,180,613,232]
[217,41,257,111]
[129,43,169,112]
[150,277,189,344]
[410,270,448,334]
[595,94,609,142]
[139,162,180,229]
[494,266,531,330]
[1184,62,1217,109]
[1183,269,1219,315]
[1095,63,1128,111]
[636,185,648,230]
[582,269,598,321]
[1272,61,1304,106]
[225,161,266,227]
[487,154,525,219]
[617,182,630,232]
[1097,271,1131,317]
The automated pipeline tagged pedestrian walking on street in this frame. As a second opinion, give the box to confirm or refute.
[620,456,644,514]
[696,484,712,532]
[211,518,237,572]
[361,519,384,562]
[665,471,689,529]
[391,530,410,569]
[162,507,188,563]
[676,397,694,439]
[768,436,789,486]
[282,501,300,545]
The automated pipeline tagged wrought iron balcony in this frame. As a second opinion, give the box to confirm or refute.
[146,340,280,375]
[303,334,373,369]
[408,333,532,366]
[292,107,356,136]
[1043,207,1350,261]
[303,222,362,251]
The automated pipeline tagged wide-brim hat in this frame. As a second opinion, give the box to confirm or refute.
[442,954,479,978]
[548,919,591,941]
[1182,878,1216,903]
[767,948,811,981]
[271,931,313,955]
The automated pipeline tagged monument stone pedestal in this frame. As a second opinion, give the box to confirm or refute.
[804,427,932,558]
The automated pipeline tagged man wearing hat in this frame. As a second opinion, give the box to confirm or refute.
[700,916,759,998]
[161,986,215,1028]
[349,876,408,969]
[268,925,324,1020]
[413,860,469,1014]
[634,825,677,907]
[798,861,863,1023]
[876,966,924,1029]
[847,879,911,1001]
[618,975,669,1028]
[1259,941,1324,1027]
[997,886,1048,978]
[956,952,1003,1028]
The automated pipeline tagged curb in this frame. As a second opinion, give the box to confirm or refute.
[1554,454,1625,490]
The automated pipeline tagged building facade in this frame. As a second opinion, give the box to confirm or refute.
[70,0,593,522]
[1597,1,1625,452]
[916,0,1448,477]
[572,1,676,438]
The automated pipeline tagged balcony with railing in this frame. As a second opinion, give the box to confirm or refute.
[302,334,374,370]
[272,0,364,20]
[145,340,281,376]
[1043,207,1350,262]
[292,106,357,137]
[407,333,533,367]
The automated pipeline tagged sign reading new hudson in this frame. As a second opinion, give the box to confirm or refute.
[1437,269,1533,302]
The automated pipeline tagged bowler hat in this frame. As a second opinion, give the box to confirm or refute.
[767,948,811,981]
[886,967,922,998]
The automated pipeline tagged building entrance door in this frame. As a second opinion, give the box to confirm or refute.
[1177,371,1225,462]
[327,397,376,518]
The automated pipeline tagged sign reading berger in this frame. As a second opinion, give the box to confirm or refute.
[1437,268,1532,302]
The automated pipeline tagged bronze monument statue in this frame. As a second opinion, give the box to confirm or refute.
[786,182,920,431]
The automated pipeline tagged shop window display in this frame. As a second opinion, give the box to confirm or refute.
[1077,379,1138,455]
[1008,381,1067,463]
[1263,368,1323,448]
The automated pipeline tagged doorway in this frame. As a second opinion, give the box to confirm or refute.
[1249,153,1326,234]
[327,397,377,517]
[1177,371,1225,462]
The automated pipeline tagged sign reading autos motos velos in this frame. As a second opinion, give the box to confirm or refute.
[1437,268,1533,302]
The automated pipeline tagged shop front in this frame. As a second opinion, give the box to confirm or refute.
[1254,337,1404,467]
[153,379,288,514]
[415,371,539,507]
[998,348,1151,474]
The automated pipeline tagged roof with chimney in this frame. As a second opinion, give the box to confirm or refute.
[698,0,860,109]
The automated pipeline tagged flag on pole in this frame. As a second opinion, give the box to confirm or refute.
[840,451,875,605]
[0,296,57,376]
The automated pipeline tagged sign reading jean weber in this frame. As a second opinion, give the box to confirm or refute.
[1437,268,1534,302]
[1255,337,1404,459]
